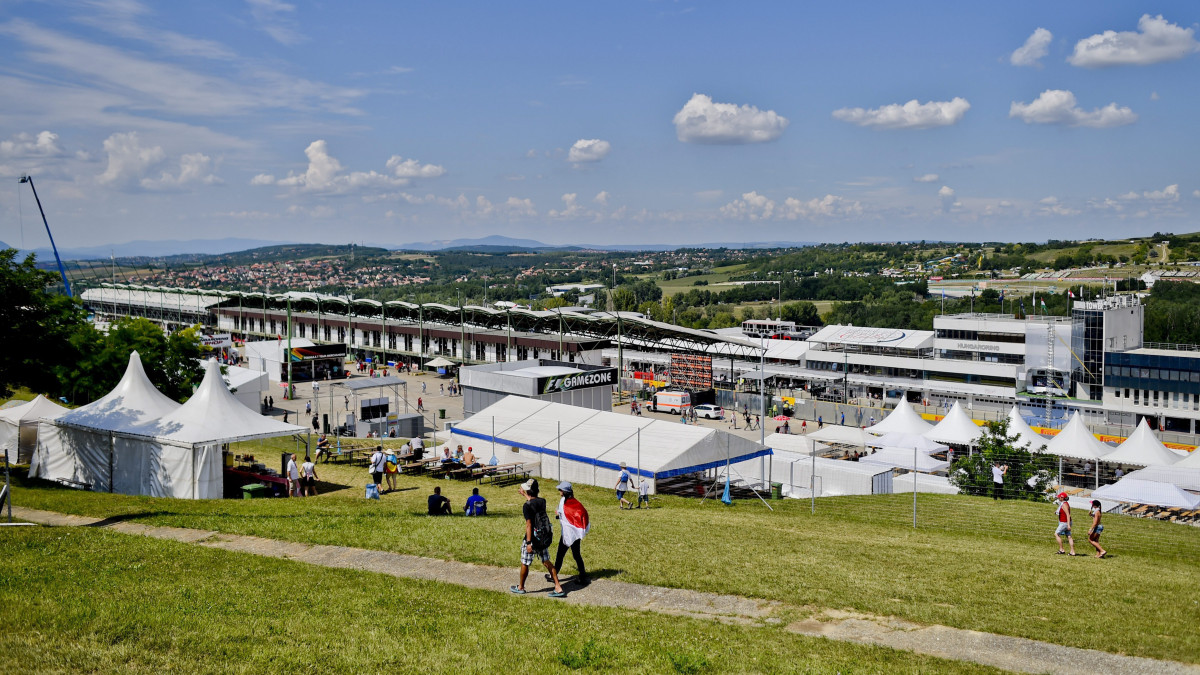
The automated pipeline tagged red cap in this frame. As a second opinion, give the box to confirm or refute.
[1057,492,1068,500]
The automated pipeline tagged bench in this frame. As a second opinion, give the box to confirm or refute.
[54,478,93,491]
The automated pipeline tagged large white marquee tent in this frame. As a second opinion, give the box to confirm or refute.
[865,400,933,436]
[924,402,983,446]
[1102,419,1184,468]
[450,396,771,493]
[1006,406,1048,453]
[0,395,68,463]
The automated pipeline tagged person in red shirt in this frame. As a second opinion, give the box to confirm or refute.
[1054,492,1077,556]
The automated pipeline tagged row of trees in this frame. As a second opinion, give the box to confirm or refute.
[1,249,205,403]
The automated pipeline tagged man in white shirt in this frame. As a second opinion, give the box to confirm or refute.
[991,461,1007,500]
[368,446,385,493]
[286,453,301,497]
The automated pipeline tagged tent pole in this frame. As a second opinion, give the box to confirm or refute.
[109,431,114,493]
[491,416,496,461]
[913,443,918,528]
[811,441,816,513]
[4,450,11,522]
[557,421,562,481]
[637,428,641,488]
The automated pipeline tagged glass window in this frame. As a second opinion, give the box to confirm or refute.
[1133,390,1140,404]
[1152,391,1159,405]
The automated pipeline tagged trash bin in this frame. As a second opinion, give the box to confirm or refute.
[438,408,446,419]
[242,483,272,499]
[770,483,783,500]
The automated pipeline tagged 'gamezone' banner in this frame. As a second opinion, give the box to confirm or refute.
[538,368,617,394]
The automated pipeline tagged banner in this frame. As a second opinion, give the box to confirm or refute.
[200,333,232,348]
[289,343,348,362]
[538,368,617,394]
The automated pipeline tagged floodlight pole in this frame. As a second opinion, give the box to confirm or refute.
[760,335,766,489]
[17,175,72,297]
[286,297,293,400]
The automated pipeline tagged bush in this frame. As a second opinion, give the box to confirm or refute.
[948,420,1056,500]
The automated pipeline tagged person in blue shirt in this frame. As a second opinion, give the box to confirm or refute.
[464,487,488,516]
[615,462,633,510]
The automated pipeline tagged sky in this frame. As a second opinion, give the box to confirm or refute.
[1,1,1198,249]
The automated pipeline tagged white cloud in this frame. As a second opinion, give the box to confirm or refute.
[250,173,276,186]
[286,204,335,218]
[913,173,939,183]
[673,93,789,144]
[0,130,62,157]
[96,131,164,185]
[1120,184,1180,201]
[501,196,537,217]
[1150,91,1160,101]
[1009,90,1137,128]
[720,191,775,220]
[1038,196,1080,216]
[1069,14,1199,67]
[1011,28,1052,67]
[832,97,970,130]
[567,139,611,163]
[1194,189,1200,199]
[593,190,609,205]
[141,152,221,189]
[247,0,306,45]
[386,155,446,179]
[781,195,863,220]
[938,186,956,199]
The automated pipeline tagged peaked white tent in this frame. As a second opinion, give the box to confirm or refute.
[1170,448,1200,469]
[763,433,824,456]
[1092,478,1200,510]
[924,402,983,446]
[1102,420,1184,468]
[865,400,934,436]
[450,395,770,493]
[116,359,307,499]
[0,395,68,463]
[32,351,182,491]
[1042,413,1113,461]
[1125,466,1200,492]
[1006,406,1048,453]
[869,432,946,454]
[807,425,874,447]
[859,447,950,473]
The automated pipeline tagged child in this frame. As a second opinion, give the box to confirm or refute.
[637,477,651,509]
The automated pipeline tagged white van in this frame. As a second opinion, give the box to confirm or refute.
[651,390,691,415]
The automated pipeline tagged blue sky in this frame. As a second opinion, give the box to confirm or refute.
[1,1,1198,248]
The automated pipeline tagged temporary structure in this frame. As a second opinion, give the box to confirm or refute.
[859,447,950,473]
[924,402,983,446]
[762,433,824,456]
[1006,406,1048,453]
[864,400,934,436]
[735,453,893,498]
[0,395,68,463]
[868,432,947,454]
[1102,419,1185,467]
[32,351,181,490]
[1041,412,1114,489]
[425,357,456,368]
[117,359,307,498]
[1125,466,1200,492]
[449,395,770,493]
[1170,448,1200,469]
[807,425,874,447]
[1092,478,1200,510]
[896,471,959,494]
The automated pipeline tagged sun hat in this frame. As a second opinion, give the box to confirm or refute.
[521,479,538,494]
[619,462,627,468]
[557,481,573,493]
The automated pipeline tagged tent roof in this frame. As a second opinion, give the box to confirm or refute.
[807,425,873,447]
[55,351,181,432]
[1091,478,1200,510]
[127,360,306,446]
[869,431,947,454]
[763,433,824,456]
[425,357,456,368]
[859,447,950,473]
[1172,448,1200,469]
[1125,466,1200,493]
[865,400,934,436]
[924,402,983,445]
[450,395,769,479]
[1041,412,1114,461]
[1006,406,1048,452]
[339,376,406,391]
[1102,420,1185,467]
[0,395,68,424]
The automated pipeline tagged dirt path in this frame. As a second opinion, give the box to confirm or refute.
[11,506,1197,675]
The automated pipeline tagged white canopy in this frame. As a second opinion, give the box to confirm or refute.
[896,471,960,494]
[807,425,874,447]
[450,395,770,493]
[1125,466,1200,493]
[763,433,824,456]
[859,447,950,473]
[1091,478,1200,510]
[1171,448,1200,469]
[924,402,983,446]
[55,351,181,433]
[868,432,947,454]
[127,359,306,447]
[426,357,456,368]
[1006,406,1048,453]
[1041,412,1114,461]
[1102,420,1185,467]
[1,395,68,461]
[865,400,934,436]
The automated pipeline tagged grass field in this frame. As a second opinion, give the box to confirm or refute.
[0,527,1008,674]
[655,264,748,297]
[10,445,1200,664]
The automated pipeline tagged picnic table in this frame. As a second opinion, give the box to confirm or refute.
[475,462,532,486]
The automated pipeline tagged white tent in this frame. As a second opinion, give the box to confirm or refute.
[807,425,873,447]
[1125,466,1200,493]
[118,359,307,499]
[763,433,824,456]
[1170,448,1200,469]
[449,395,770,493]
[924,402,983,446]
[1042,413,1114,461]
[735,453,892,498]
[1006,406,1048,453]
[859,447,950,473]
[222,364,269,411]
[1102,420,1185,468]
[1092,478,1200,510]
[865,400,934,436]
[32,351,182,491]
[868,432,946,454]
[896,471,960,494]
[0,395,68,463]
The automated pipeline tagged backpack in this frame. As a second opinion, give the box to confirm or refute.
[531,507,553,550]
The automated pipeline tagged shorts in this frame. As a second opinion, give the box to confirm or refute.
[615,490,626,500]
[1091,525,1104,535]
[371,471,383,485]
[302,476,315,487]
[638,494,649,504]
[520,540,550,566]
[1055,523,1071,537]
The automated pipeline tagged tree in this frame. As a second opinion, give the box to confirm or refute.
[0,249,89,398]
[948,420,1056,500]
[57,318,205,403]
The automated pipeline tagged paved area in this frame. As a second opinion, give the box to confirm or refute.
[11,505,1198,675]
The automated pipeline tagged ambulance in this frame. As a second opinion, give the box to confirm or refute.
[651,390,691,415]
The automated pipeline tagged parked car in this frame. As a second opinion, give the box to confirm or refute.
[694,404,724,420]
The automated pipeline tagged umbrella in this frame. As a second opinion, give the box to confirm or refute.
[773,415,789,421]
[426,357,456,368]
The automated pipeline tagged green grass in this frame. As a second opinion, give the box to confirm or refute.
[0,527,1004,674]
[656,264,749,297]
[10,447,1200,664]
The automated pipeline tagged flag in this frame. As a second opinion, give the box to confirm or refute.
[721,473,732,505]
[1040,299,1047,313]
[558,496,590,545]
[1068,290,1075,298]
[999,290,1004,301]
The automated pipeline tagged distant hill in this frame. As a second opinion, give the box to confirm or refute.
[395,235,551,251]
[395,235,819,252]
[12,238,296,261]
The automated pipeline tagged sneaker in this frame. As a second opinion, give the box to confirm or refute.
[548,590,566,598]
[544,574,554,582]
[576,577,591,587]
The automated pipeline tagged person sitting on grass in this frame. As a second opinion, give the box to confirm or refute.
[428,486,452,516]
[464,487,488,516]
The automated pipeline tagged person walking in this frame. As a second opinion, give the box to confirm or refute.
[546,482,590,586]
[840,411,845,426]
[384,448,399,493]
[368,445,385,495]
[417,397,424,412]
[1054,492,1077,556]
[615,462,633,509]
[344,395,349,411]
[440,383,445,395]
[286,453,301,497]
[305,400,311,415]
[1087,499,1107,558]
[312,414,319,432]
[283,410,289,424]
[991,461,1008,500]
[421,381,427,394]
[301,455,318,496]
[512,479,565,598]
[818,415,823,430]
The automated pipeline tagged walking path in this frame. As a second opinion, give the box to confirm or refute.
[12,506,1198,675]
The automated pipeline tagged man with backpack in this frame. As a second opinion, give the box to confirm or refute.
[511,479,566,598]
